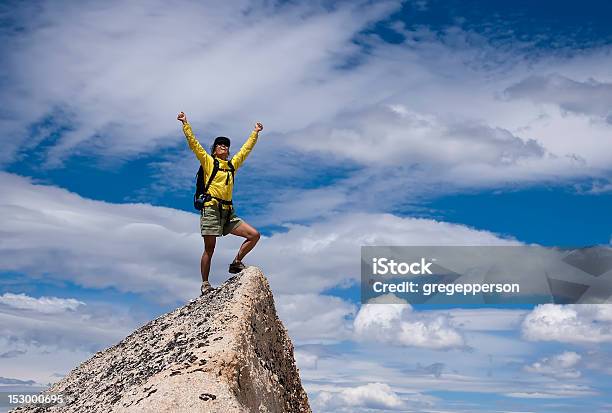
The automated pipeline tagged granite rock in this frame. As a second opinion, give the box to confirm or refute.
[12,267,311,413]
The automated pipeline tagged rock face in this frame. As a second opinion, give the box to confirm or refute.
[12,267,311,413]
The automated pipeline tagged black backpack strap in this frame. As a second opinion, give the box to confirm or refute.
[205,158,220,193]
[223,160,235,185]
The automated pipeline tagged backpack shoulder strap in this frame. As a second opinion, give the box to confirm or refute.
[205,158,220,192]
[227,160,235,185]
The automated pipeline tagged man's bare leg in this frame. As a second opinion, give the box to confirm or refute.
[230,221,260,264]
[201,235,216,282]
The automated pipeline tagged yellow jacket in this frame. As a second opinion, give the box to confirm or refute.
[182,122,259,209]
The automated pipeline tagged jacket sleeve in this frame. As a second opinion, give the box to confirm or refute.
[182,122,212,167]
[231,130,259,170]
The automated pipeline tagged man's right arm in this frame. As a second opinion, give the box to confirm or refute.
[182,121,212,166]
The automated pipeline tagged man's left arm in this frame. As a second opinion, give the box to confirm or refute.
[232,122,263,169]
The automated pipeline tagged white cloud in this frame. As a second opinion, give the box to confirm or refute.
[504,383,597,399]
[300,349,597,404]
[504,73,612,122]
[0,172,202,303]
[268,32,612,198]
[353,297,465,349]
[0,293,84,314]
[294,350,319,370]
[313,382,408,412]
[0,172,519,304]
[0,338,94,386]
[251,213,520,294]
[276,97,608,204]
[2,0,612,204]
[0,297,136,352]
[0,0,400,166]
[0,292,142,384]
[522,304,612,344]
[289,104,546,168]
[524,351,582,379]
[275,294,355,344]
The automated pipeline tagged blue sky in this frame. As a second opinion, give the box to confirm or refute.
[1,0,612,412]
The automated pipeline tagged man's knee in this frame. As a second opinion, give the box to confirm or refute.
[250,229,261,242]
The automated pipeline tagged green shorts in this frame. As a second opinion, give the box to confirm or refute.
[200,206,243,237]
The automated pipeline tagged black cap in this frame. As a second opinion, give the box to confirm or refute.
[213,136,231,148]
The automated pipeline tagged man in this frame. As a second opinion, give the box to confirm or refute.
[177,111,262,295]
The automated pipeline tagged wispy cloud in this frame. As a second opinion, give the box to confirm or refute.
[0,0,400,166]
[0,292,140,383]
[0,293,84,314]
[3,0,612,208]
[0,171,519,302]
[524,351,582,379]
[504,74,612,123]
[276,293,355,344]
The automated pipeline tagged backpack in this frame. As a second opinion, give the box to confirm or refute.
[193,158,235,210]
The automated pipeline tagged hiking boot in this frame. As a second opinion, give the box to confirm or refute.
[200,281,214,296]
[228,261,246,274]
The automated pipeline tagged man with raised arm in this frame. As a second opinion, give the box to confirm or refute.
[177,111,263,295]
